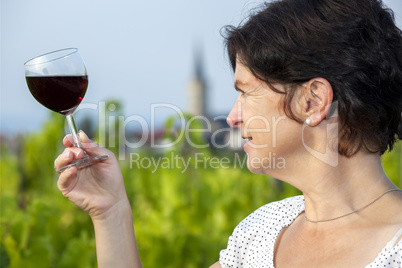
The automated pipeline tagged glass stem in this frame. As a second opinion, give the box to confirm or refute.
[66,114,83,150]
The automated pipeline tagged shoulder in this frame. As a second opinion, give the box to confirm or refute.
[257,195,305,215]
[367,239,402,267]
[237,195,305,231]
[219,196,305,267]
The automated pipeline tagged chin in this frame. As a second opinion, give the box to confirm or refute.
[246,155,265,174]
[246,152,287,174]
[247,165,264,174]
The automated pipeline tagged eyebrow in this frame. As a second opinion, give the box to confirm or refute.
[234,80,247,93]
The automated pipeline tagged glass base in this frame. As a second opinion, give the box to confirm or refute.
[59,154,108,172]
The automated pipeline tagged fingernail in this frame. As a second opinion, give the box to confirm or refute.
[78,130,91,141]
[65,134,74,142]
[75,149,83,157]
[65,151,72,160]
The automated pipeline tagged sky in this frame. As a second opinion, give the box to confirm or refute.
[1,0,402,135]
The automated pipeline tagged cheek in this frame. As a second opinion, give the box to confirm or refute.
[253,117,301,150]
[245,113,286,143]
[275,120,304,153]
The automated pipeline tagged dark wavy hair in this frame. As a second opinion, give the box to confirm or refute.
[223,0,402,156]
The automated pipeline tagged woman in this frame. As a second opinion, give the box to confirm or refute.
[54,0,402,267]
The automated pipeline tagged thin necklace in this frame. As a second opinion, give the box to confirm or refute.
[304,189,402,223]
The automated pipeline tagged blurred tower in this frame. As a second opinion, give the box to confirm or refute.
[187,45,208,117]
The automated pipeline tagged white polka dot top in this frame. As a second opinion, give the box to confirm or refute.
[219,196,402,268]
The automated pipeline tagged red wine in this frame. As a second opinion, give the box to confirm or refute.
[26,76,88,115]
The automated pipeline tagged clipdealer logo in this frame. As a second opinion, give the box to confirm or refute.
[69,101,339,170]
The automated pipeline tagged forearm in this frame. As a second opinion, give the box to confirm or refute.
[92,200,142,268]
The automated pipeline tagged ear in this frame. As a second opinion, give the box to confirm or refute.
[300,78,333,126]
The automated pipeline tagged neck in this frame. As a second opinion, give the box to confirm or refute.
[278,151,398,223]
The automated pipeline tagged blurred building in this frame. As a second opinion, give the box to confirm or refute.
[187,46,243,152]
[187,46,208,118]
[121,44,244,154]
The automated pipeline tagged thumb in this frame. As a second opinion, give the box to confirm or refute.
[78,130,104,154]
[78,130,93,143]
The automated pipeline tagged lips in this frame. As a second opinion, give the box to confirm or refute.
[242,136,253,142]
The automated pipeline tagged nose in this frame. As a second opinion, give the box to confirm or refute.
[227,99,242,127]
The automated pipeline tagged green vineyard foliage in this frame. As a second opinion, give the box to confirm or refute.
[1,105,401,267]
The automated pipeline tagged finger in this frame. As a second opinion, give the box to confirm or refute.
[57,166,78,195]
[63,134,75,147]
[54,150,73,172]
[54,148,84,172]
[78,130,110,156]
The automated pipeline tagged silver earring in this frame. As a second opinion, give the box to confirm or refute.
[306,118,311,125]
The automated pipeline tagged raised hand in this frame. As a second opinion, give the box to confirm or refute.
[55,131,142,267]
[54,131,128,220]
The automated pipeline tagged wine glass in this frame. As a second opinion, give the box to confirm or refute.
[24,48,108,172]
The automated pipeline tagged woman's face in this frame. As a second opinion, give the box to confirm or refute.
[227,62,303,174]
